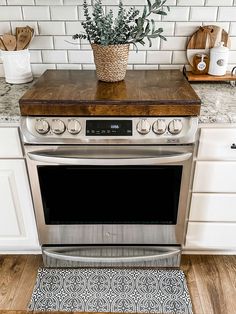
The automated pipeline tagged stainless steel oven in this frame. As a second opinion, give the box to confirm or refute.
[21,116,198,267]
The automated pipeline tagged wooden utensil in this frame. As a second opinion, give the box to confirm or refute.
[16,26,34,50]
[0,37,6,50]
[16,30,32,50]
[2,34,16,51]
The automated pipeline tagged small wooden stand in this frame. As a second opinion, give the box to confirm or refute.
[183,66,236,86]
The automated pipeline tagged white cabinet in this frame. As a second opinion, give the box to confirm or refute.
[185,126,236,251]
[0,127,39,251]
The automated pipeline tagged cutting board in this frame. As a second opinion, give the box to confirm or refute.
[187,25,231,67]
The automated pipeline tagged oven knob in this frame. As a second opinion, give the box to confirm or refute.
[51,119,66,134]
[67,119,81,134]
[35,119,50,134]
[137,119,151,134]
[152,119,166,135]
[168,119,183,135]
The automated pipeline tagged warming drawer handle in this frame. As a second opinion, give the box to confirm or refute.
[27,151,192,165]
[43,247,181,263]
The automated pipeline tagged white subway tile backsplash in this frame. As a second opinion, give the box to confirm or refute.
[147,51,172,64]
[133,65,159,70]
[205,0,233,6]
[22,6,50,20]
[29,50,42,63]
[0,6,22,20]
[56,63,82,69]
[65,22,84,35]
[159,65,182,69]
[50,6,78,20]
[175,22,200,36]
[81,64,96,70]
[190,7,218,21]
[38,22,65,35]
[30,36,54,49]
[161,36,187,50]
[177,0,204,5]
[230,23,236,35]
[162,7,190,21]
[0,22,11,35]
[156,22,175,36]
[229,37,236,49]
[218,7,236,21]
[68,50,94,63]
[128,51,146,64]
[64,0,91,4]
[31,64,56,76]
[0,1,236,74]
[8,0,34,4]
[229,51,236,62]
[35,0,63,4]
[172,50,188,64]
[42,50,68,63]
[54,36,80,49]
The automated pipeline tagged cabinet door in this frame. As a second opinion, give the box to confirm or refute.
[190,193,236,222]
[193,161,236,192]
[186,222,236,249]
[0,127,23,158]
[0,160,39,251]
[198,128,236,160]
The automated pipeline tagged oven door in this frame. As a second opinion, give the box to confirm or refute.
[25,145,193,248]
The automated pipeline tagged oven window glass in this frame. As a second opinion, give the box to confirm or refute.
[38,165,182,225]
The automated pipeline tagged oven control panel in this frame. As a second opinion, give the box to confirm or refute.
[21,116,198,145]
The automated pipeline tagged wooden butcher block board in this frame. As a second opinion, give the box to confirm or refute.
[187,25,231,68]
[19,70,201,117]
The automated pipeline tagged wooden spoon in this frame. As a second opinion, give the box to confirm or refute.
[0,37,6,50]
[2,34,16,51]
[16,30,31,50]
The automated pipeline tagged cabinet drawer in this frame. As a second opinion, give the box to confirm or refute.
[186,222,236,249]
[0,128,22,158]
[193,161,236,192]
[190,193,236,222]
[198,128,236,160]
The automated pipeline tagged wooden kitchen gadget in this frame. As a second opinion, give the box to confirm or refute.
[19,70,201,117]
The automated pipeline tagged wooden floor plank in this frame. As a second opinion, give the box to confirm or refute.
[0,256,28,310]
[191,255,236,314]
[181,255,203,314]
[9,256,43,310]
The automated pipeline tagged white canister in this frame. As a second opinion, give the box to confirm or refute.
[0,49,33,84]
[208,42,229,76]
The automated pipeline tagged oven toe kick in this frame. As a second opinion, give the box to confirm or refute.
[42,245,182,268]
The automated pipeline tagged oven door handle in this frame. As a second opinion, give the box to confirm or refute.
[27,151,192,165]
[43,247,181,263]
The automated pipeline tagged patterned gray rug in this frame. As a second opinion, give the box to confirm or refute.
[28,268,193,314]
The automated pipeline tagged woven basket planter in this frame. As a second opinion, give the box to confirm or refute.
[91,43,130,82]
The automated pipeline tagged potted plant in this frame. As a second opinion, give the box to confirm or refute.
[73,0,170,82]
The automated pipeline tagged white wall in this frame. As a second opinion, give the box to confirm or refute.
[0,0,236,76]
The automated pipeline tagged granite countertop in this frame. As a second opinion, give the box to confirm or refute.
[0,77,236,124]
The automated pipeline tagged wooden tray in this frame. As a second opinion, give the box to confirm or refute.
[184,69,236,82]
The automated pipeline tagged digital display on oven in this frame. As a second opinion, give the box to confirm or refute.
[86,120,132,136]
